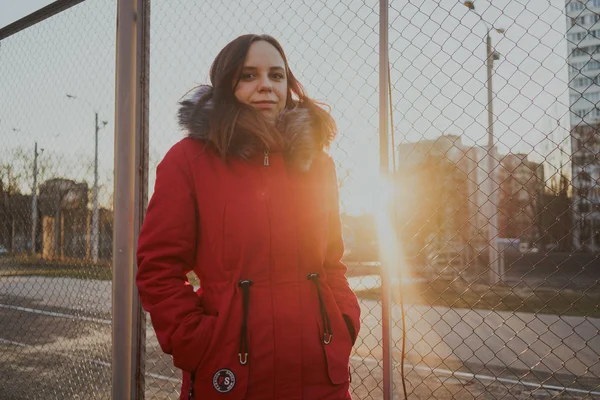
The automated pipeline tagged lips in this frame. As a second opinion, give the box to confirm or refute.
[252,101,277,109]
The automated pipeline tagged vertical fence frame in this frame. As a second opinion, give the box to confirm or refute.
[379,0,394,399]
[113,0,150,398]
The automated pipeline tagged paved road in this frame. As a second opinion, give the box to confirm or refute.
[357,301,600,385]
[0,275,599,399]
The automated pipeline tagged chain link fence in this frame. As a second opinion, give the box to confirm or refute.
[1,0,600,399]
[0,0,116,398]
[385,1,600,398]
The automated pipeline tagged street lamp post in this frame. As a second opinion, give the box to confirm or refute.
[31,141,42,255]
[464,1,505,284]
[66,94,107,263]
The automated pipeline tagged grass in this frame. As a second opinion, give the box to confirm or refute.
[354,277,600,318]
[0,254,112,280]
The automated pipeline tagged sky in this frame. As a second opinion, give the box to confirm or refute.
[0,0,574,215]
[0,1,55,29]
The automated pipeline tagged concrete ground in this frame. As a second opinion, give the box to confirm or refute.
[0,275,599,399]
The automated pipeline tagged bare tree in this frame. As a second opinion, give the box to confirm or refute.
[0,159,26,251]
[0,146,52,252]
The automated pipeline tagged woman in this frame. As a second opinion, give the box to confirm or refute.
[136,34,361,400]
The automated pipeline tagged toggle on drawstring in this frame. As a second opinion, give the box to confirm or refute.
[238,279,253,365]
[307,273,333,344]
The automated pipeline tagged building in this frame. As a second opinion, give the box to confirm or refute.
[0,190,33,253]
[566,0,600,252]
[38,178,89,260]
[496,153,545,245]
[396,136,549,271]
[396,135,481,269]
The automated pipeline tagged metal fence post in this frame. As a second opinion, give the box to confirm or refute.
[113,0,149,398]
[379,1,393,399]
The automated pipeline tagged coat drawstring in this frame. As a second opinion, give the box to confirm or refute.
[238,279,253,364]
[307,273,332,344]
[188,371,196,400]
[188,372,195,400]
[188,279,252,400]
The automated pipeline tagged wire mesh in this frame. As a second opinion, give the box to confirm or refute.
[1,0,599,399]
[0,1,116,398]
[147,0,598,399]
[386,0,600,398]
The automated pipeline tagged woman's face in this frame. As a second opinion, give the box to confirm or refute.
[234,40,288,123]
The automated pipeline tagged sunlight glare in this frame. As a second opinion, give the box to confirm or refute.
[367,173,411,294]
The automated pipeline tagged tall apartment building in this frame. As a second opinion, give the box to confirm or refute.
[566,0,600,252]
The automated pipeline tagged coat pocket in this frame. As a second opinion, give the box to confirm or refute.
[179,284,251,400]
[318,301,353,385]
[170,311,218,373]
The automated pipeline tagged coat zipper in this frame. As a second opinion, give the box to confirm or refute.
[264,149,270,166]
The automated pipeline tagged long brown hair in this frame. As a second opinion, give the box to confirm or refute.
[187,34,336,158]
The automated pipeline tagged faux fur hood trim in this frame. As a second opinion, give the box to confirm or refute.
[178,85,331,172]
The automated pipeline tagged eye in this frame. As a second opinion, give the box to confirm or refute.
[240,73,255,81]
[270,72,285,80]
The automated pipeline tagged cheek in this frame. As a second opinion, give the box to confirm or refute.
[234,84,251,104]
[276,85,288,107]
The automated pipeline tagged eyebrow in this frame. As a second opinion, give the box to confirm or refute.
[242,66,285,71]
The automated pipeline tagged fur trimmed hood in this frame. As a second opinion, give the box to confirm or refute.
[178,85,332,172]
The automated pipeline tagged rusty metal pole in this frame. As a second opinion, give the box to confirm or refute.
[113,0,149,398]
[379,0,393,399]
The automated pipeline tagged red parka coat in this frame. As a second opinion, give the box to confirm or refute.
[136,90,360,400]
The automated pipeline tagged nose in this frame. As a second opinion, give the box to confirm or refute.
[258,75,272,93]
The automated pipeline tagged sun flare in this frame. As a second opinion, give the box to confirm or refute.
[359,173,414,297]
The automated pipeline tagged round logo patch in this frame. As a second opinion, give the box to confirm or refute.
[212,368,236,393]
